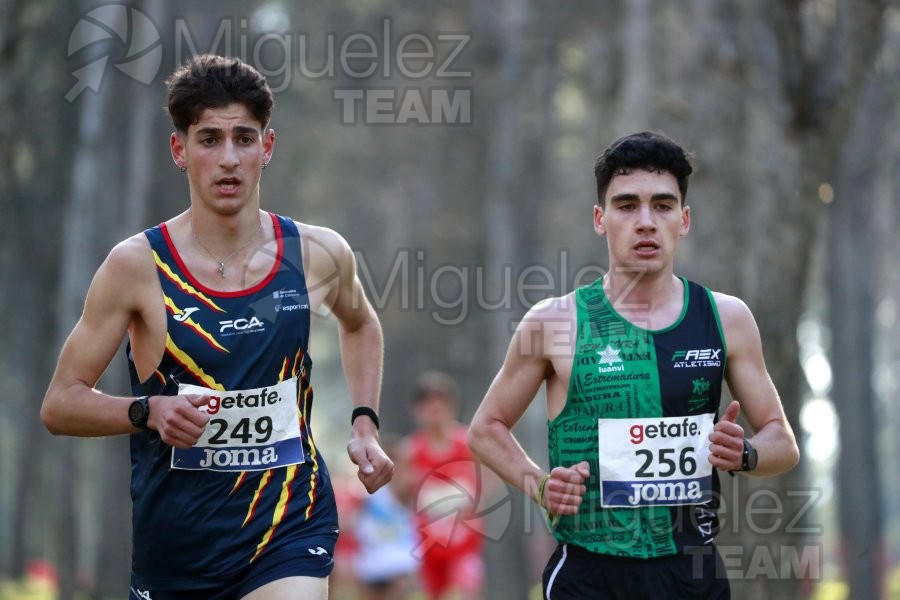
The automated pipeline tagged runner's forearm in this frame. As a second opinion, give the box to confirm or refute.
[468,416,545,501]
[42,381,140,437]
[746,420,799,477]
[340,310,384,434]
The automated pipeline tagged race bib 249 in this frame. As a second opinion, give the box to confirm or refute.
[171,378,304,472]
[598,414,715,508]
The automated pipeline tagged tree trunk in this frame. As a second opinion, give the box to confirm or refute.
[4,0,76,582]
[825,66,895,600]
[722,2,887,597]
[0,0,25,580]
[614,0,652,135]
[53,32,113,600]
[475,0,535,597]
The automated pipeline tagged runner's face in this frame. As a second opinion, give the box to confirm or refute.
[594,169,690,274]
[171,103,274,215]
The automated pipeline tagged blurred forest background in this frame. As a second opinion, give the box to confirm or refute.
[0,0,899,599]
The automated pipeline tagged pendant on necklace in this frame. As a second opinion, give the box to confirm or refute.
[218,262,226,277]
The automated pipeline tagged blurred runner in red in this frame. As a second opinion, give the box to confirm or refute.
[401,372,483,600]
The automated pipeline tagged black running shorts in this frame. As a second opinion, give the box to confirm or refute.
[542,543,731,600]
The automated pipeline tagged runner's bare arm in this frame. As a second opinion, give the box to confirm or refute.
[41,236,210,447]
[42,236,151,435]
[468,301,587,516]
[708,293,799,476]
[310,226,392,493]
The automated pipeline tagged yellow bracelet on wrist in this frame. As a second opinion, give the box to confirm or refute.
[535,473,551,507]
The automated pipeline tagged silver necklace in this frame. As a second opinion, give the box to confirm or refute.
[189,210,263,278]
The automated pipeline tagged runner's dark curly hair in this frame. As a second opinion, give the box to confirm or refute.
[165,54,273,133]
[593,131,693,206]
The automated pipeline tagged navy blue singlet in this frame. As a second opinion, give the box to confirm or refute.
[127,213,337,590]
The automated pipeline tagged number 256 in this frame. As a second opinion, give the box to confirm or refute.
[635,447,696,477]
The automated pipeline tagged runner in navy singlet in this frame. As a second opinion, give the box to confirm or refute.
[42,55,393,600]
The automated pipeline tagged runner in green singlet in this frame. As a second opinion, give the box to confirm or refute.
[468,131,799,599]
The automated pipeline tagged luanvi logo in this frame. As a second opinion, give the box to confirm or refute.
[597,344,625,374]
[308,546,329,556]
[173,307,200,322]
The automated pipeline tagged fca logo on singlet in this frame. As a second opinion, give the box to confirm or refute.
[219,317,265,333]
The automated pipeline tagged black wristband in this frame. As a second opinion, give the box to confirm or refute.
[351,406,380,430]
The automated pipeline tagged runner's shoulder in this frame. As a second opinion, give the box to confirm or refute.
[522,291,577,325]
[511,292,578,360]
[295,221,351,255]
[100,233,156,285]
[709,291,765,359]
[709,291,755,330]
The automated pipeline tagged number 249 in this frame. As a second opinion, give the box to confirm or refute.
[208,417,273,445]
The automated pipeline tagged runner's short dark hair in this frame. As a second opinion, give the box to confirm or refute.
[593,131,693,206]
[165,54,274,133]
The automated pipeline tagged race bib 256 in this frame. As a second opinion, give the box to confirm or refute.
[598,414,715,508]
[171,378,304,472]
